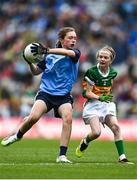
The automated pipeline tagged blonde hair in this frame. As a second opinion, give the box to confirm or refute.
[96,45,116,61]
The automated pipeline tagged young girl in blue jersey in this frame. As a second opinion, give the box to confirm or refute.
[1,27,81,163]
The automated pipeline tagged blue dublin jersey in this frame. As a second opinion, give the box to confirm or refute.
[37,49,81,95]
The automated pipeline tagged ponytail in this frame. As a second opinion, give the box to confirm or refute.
[55,41,62,48]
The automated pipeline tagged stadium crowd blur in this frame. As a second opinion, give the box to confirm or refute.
[0,0,137,120]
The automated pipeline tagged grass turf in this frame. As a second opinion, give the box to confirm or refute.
[0,139,136,179]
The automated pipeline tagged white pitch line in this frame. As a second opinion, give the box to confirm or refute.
[0,163,57,166]
[0,162,115,166]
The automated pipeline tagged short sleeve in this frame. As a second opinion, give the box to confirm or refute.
[71,49,81,62]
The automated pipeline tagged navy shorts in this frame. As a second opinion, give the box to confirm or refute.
[35,91,73,118]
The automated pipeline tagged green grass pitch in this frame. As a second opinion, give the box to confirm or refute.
[0,139,137,179]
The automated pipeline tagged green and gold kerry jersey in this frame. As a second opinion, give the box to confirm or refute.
[82,65,117,98]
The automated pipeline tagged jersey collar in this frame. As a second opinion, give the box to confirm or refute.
[97,63,110,77]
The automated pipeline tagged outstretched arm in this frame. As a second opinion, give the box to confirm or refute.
[48,48,76,57]
[30,43,76,57]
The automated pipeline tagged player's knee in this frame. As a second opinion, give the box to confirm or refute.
[63,113,72,125]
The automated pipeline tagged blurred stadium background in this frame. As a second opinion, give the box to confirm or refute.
[0,0,137,140]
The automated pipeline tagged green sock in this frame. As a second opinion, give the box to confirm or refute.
[115,140,125,156]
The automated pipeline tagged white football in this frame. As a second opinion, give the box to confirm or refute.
[23,43,44,63]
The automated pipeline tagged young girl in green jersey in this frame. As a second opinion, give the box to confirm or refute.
[75,45,133,164]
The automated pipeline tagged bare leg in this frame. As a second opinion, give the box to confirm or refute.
[18,100,48,134]
[1,100,48,146]
[58,103,72,147]
[88,116,101,141]
[105,115,122,141]
[75,116,101,158]
[105,115,127,161]
[56,103,72,163]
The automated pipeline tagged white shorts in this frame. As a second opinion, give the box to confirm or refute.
[82,100,117,124]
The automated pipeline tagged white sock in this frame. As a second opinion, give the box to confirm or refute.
[119,154,126,160]
[83,138,89,145]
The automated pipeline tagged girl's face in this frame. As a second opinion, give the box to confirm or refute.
[60,31,77,49]
[97,50,112,68]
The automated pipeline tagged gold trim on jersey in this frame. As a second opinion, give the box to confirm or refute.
[82,80,111,96]
[92,85,111,96]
